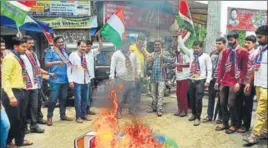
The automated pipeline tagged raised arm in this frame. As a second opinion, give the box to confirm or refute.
[177,35,193,58]
[109,52,117,79]
[91,33,104,58]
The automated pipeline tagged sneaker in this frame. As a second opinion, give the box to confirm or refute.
[202,117,212,123]
[88,110,96,115]
[194,119,201,126]
[82,116,92,121]
[24,128,30,134]
[37,119,47,124]
[188,115,196,121]
[216,119,223,124]
[76,117,83,123]
[179,112,187,117]
[47,118,53,126]
[30,126,45,133]
[174,111,181,116]
[61,116,73,121]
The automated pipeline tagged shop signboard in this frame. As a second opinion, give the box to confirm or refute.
[227,7,267,31]
[38,16,97,29]
[30,1,90,17]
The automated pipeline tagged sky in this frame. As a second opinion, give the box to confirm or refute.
[197,1,267,35]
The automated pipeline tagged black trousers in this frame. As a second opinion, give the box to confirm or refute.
[2,89,26,145]
[24,89,39,129]
[207,78,222,120]
[236,84,255,130]
[189,79,206,119]
[220,86,239,128]
[37,90,44,122]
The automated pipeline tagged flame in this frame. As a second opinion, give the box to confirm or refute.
[91,81,164,148]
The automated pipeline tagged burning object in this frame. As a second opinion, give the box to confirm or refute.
[74,81,178,148]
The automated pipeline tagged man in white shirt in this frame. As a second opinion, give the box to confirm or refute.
[109,40,141,119]
[85,34,103,115]
[177,31,212,126]
[21,36,55,133]
[68,40,92,123]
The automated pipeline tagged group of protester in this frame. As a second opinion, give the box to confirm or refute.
[0,34,101,148]
[172,25,267,145]
[0,25,267,148]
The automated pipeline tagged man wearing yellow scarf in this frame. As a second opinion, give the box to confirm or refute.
[130,34,151,102]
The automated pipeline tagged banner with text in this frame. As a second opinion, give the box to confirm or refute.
[38,16,97,29]
[30,1,90,17]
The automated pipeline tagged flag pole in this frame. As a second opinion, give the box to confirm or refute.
[16,27,22,38]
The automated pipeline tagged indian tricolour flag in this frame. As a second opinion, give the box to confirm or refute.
[100,6,125,48]
[170,0,196,48]
[1,1,31,27]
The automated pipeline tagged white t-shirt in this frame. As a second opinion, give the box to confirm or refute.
[20,52,41,90]
[67,51,91,84]
[254,47,267,89]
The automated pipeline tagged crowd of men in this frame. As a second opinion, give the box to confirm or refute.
[0,24,267,148]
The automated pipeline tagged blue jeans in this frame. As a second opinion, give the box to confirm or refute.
[74,83,89,119]
[1,106,10,148]
[47,82,68,119]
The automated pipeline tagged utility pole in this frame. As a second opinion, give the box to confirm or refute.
[204,1,222,53]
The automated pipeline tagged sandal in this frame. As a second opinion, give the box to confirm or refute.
[225,126,237,134]
[16,140,33,146]
[215,124,227,131]
[243,134,259,145]
[237,127,247,133]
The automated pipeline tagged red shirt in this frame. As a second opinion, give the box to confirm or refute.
[216,46,248,86]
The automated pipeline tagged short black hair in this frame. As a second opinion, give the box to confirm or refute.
[245,35,257,43]
[53,36,64,43]
[230,8,237,13]
[0,37,5,43]
[227,31,239,39]
[85,40,93,46]
[121,39,130,46]
[193,40,204,48]
[154,40,162,46]
[23,35,33,42]
[12,37,26,46]
[255,25,268,36]
[77,40,87,46]
[216,37,226,44]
